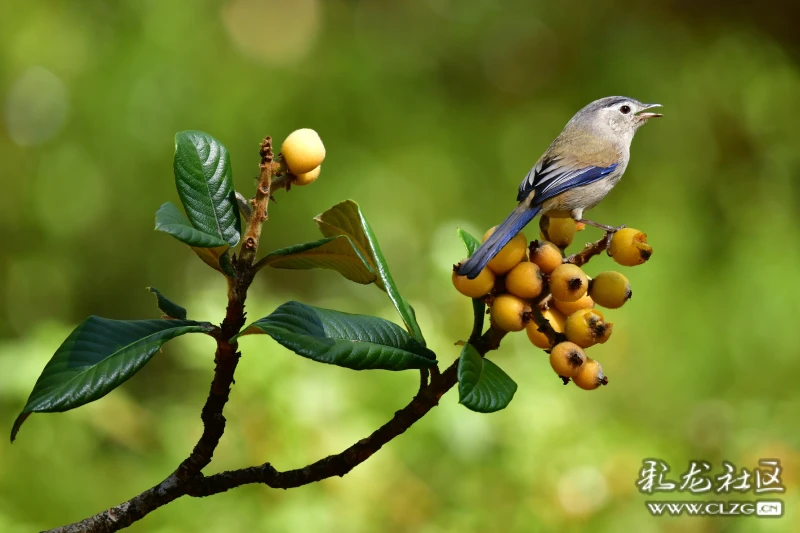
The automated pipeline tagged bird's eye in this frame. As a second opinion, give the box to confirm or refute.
[620,105,631,114]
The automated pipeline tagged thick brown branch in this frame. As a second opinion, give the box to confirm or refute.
[43,476,185,533]
[173,292,247,480]
[186,367,461,494]
[186,326,506,497]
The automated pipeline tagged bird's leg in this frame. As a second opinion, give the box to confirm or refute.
[574,219,625,253]
[576,219,625,233]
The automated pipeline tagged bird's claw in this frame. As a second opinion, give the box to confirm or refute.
[576,219,625,233]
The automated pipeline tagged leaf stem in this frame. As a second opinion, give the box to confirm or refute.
[469,298,486,344]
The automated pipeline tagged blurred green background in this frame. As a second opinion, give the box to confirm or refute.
[1,0,799,531]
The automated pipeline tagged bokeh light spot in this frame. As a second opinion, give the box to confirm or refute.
[222,0,321,66]
[4,66,68,147]
[557,466,609,516]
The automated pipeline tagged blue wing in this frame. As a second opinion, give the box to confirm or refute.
[517,156,618,205]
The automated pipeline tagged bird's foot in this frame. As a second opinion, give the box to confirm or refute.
[577,219,625,233]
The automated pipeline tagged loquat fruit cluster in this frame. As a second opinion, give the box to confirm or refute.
[281,128,326,186]
[453,217,653,391]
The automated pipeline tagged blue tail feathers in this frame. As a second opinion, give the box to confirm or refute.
[457,204,540,279]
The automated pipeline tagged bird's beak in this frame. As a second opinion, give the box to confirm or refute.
[636,103,663,119]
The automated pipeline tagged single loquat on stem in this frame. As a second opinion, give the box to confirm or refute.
[490,294,531,332]
[608,227,652,266]
[564,308,613,348]
[549,263,589,303]
[572,358,608,390]
[590,271,631,309]
[282,128,326,175]
[529,240,563,274]
[452,262,495,298]
[549,341,587,378]
[505,262,543,299]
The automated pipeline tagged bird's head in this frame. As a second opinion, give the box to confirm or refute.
[572,96,662,143]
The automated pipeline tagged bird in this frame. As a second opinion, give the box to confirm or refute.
[458,96,662,279]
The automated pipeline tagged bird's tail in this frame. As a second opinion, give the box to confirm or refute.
[458,203,540,279]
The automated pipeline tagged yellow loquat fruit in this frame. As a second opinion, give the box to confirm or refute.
[549,263,589,303]
[565,308,613,348]
[590,271,631,309]
[572,358,608,390]
[490,294,530,332]
[554,293,594,316]
[282,128,326,175]
[540,216,577,248]
[452,265,495,298]
[293,165,321,186]
[483,227,527,274]
[549,341,587,378]
[505,262,543,299]
[608,228,652,267]
[529,240,563,274]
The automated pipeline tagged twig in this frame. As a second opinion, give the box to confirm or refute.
[173,294,246,480]
[526,307,566,347]
[565,231,613,267]
[238,137,290,268]
[237,137,274,267]
[522,290,565,348]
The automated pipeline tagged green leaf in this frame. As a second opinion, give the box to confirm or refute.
[154,202,227,247]
[173,131,240,247]
[11,317,213,441]
[155,202,234,276]
[261,236,377,285]
[193,245,236,276]
[458,228,481,257]
[147,287,188,320]
[457,343,517,413]
[237,301,436,371]
[315,200,425,345]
